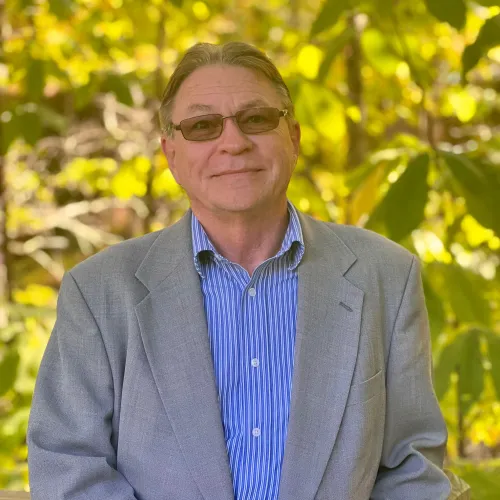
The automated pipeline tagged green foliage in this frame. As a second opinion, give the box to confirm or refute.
[462,15,500,80]
[310,0,351,37]
[366,153,430,242]
[442,153,500,235]
[0,350,20,397]
[449,460,500,500]
[424,0,467,30]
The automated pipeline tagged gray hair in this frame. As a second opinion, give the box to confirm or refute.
[159,42,295,137]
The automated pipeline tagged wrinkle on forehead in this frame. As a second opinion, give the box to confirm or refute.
[173,66,282,117]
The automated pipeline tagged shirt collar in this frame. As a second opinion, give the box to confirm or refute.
[191,200,305,277]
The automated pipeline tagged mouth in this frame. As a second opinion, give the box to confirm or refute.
[213,169,263,177]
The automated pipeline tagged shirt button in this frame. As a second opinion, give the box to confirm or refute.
[248,287,256,297]
[252,427,261,437]
[251,358,259,368]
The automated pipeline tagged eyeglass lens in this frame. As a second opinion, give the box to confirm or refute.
[180,107,281,141]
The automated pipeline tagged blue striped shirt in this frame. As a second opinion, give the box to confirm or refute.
[191,202,305,500]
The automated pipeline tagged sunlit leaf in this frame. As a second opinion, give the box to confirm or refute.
[349,162,391,225]
[295,82,346,143]
[424,0,466,30]
[366,153,429,242]
[111,164,148,200]
[361,29,402,76]
[448,89,477,123]
[310,0,352,38]
[297,45,324,80]
[462,15,500,80]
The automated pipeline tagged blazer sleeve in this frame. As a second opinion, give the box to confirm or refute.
[370,256,451,499]
[27,271,138,500]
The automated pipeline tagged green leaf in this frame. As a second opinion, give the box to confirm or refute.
[441,264,491,326]
[170,0,183,7]
[471,0,500,7]
[366,153,429,242]
[462,15,500,80]
[458,328,484,415]
[484,330,500,399]
[434,335,465,399]
[316,26,355,83]
[0,110,20,155]
[361,29,403,77]
[26,58,45,101]
[19,0,34,8]
[424,0,466,30]
[422,275,446,345]
[442,152,500,236]
[20,107,42,146]
[102,74,133,106]
[74,75,99,110]
[38,104,68,133]
[48,0,74,19]
[295,82,346,142]
[310,0,352,38]
[0,349,20,396]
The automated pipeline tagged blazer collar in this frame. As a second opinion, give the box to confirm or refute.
[135,208,358,291]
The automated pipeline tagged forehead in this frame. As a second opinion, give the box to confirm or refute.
[172,64,282,117]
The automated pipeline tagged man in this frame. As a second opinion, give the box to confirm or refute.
[27,42,451,499]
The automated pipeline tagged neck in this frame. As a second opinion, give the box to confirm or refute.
[192,200,290,276]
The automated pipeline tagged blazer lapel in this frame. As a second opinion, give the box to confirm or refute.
[278,214,364,500]
[134,211,234,500]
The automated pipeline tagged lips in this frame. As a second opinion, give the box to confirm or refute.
[214,169,262,177]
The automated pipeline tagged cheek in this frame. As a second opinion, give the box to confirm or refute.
[175,147,211,181]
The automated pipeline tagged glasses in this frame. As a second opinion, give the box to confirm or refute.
[170,107,288,141]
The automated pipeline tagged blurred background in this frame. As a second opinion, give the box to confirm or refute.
[0,0,499,496]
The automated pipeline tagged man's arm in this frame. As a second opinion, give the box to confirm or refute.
[371,256,451,499]
[27,272,138,500]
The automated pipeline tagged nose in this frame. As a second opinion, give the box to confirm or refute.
[217,116,253,155]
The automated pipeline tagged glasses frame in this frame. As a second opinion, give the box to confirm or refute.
[169,107,289,142]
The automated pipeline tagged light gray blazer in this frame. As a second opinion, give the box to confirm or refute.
[27,210,451,500]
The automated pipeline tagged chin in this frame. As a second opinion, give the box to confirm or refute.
[211,195,266,214]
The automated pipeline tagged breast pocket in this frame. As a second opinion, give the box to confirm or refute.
[346,369,384,407]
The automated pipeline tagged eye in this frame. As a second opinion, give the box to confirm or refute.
[192,120,213,130]
[246,113,267,124]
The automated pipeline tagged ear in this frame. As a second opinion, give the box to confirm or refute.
[160,134,178,181]
[289,120,301,160]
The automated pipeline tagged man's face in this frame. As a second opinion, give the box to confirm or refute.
[161,64,301,217]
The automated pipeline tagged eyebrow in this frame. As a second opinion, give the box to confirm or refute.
[185,98,272,114]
